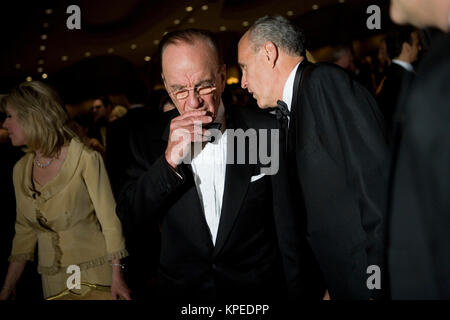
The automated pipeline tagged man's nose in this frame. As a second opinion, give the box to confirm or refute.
[185,90,203,109]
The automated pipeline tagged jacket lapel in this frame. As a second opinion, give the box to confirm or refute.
[213,109,254,257]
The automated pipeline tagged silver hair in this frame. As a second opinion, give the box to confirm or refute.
[248,15,306,57]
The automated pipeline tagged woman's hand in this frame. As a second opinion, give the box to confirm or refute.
[0,285,16,300]
[110,264,132,300]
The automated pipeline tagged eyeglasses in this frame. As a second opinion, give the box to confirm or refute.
[169,85,217,100]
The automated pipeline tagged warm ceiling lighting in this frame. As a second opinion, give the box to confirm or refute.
[188,18,195,23]
[185,6,193,12]
[85,52,91,57]
[144,56,151,62]
[131,44,137,50]
[42,73,48,79]
[61,56,68,61]
[37,67,43,73]
[43,22,49,28]
[174,19,180,25]
[219,26,226,31]
[312,4,319,10]
[38,59,45,65]
[107,48,115,53]
[226,77,239,85]
[15,64,21,69]
[26,76,32,82]
[45,9,53,15]
[41,34,48,40]
[153,40,160,45]
[40,45,46,51]
[201,5,208,11]
[242,21,249,27]
[339,0,346,3]
[287,11,294,16]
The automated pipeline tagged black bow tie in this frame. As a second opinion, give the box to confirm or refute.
[275,100,290,128]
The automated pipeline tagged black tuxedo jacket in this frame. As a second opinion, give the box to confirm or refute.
[377,63,414,136]
[388,33,450,299]
[288,61,390,299]
[117,105,311,302]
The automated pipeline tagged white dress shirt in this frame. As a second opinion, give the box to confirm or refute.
[190,101,227,245]
[392,59,415,73]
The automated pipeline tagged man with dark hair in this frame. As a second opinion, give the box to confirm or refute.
[117,29,309,302]
[238,15,390,300]
[89,95,113,154]
[377,26,420,135]
[388,0,450,299]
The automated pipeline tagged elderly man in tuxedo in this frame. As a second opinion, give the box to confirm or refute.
[117,29,312,302]
[238,16,390,300]
[388,0,450,299]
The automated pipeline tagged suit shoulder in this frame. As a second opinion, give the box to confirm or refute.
[308,62,352,82]
[228,105,277,129]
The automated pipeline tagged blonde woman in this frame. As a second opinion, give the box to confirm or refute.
[0,81,131,300]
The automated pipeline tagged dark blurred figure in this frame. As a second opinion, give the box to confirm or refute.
[88,95,114,156]
[332,45,356,73]
[106,82,165,300]
[0,113,41,300]
[388,0,450,299]
[158,94,176,113]
[377,26,421,136]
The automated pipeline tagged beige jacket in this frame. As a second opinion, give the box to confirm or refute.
[9,138,128,275]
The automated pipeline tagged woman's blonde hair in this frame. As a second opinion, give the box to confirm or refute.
[1,81,76,157]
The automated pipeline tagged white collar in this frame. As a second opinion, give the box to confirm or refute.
[392,59,414,73]
[282,61,302,112]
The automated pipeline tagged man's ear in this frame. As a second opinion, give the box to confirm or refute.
[263,41,279,68]
[402,42,411,55]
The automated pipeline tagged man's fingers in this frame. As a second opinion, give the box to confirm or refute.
[173,115,212,128]
[177,110,209,120]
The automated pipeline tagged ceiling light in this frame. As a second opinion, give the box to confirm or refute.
[85,52,91,57]
[188,18,195,23]
[339,0,346,3]
[26,76,32,82]
[41,34,48,40]
[15,64,21,69]
[131,44,137,50]
[40,45,46,51]
[312,4,319,10]
[186,6,193,12]
[42,73,48,79]
[61,56,68,61]
[43,22,49,28]
[287,11,294,16]
[45,9,53,15]
[201,5,208,11]
[153,40,160,45]
[144,56,151,62]
[37,67,43,73]
[107,48,115,53]
[242,21,249,27]
[38,59,45,65]
[219,26,226,31]
[174,19,180,25]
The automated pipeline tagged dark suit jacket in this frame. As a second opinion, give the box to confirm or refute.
[377,62,414,136]
[288,61,390,299]
[117,105,310,302]
[388,33,450,299]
